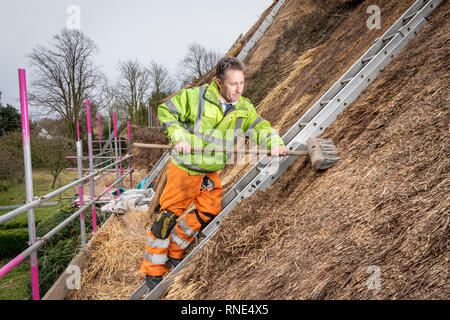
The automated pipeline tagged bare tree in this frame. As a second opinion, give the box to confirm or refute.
[148,60,176,97]
[178,42,222,86]
[116,59,151,125]
[97,79,118,114]
[96,79,122,135]
[147,60,177,126]
[32,136,74,188]
[28,29,102,138]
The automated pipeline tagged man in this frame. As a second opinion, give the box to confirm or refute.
[139,56,287,289]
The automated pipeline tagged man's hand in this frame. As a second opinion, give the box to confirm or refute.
[173,140,191,154]
[268,145,287,160]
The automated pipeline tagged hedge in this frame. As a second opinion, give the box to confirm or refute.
[1,204,110,298]
[0,228,29,258]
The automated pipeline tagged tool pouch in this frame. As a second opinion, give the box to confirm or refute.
[200,175,215,192]
[151,209,177,239]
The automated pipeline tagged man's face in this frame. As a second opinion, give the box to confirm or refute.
[217,69,245,103]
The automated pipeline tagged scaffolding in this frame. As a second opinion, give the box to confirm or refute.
[0,69,134,300]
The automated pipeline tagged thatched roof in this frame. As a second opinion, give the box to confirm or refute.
[67,0,449,300]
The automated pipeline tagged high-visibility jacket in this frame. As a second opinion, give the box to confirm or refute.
[158,81,284,175]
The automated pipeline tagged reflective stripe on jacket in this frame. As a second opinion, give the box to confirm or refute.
[158,81,284,175]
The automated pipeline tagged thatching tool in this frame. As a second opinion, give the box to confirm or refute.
[133,137,340,170]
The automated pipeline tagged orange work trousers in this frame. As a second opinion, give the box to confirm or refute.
[139,160,223,276]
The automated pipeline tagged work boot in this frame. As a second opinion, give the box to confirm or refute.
[145,275,162,290]
[168,256,182,269]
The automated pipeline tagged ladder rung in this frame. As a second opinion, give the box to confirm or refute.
[382,33,397,43]
[403,11,418,22]
[362,55,375,64]
[341,77,353,85]
[234,189,241,195]
[320,100,331,106]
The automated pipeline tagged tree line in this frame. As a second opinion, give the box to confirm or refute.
[0,97,74,189]
[0,29,222,189]
[26,29,222,139]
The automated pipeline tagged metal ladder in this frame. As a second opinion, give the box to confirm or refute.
[237,0,287,60]
[96,134,114,164]
[142,151,170,189]
[129,0,442,300]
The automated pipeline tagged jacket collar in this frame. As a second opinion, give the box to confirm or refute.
[204,81,247,109]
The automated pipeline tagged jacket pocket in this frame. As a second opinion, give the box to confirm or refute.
[234,109,249,119]
[203,107,218,119]
[201,107,218,132]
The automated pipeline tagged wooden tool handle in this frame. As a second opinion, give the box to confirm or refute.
[133,143,308,156]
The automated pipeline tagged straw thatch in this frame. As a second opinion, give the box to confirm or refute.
[66,208,150,300]
[68,0,448,300]
[130,125,168,169]
[165,0,449,299]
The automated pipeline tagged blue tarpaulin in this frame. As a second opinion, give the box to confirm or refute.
[136,177,149,189]
[111,188,126,196]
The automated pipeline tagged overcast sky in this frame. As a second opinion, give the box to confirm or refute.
[0,0,272,110]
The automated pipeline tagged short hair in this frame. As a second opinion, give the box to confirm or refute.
[215,56,246,82]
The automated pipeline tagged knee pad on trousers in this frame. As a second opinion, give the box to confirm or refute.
[151,209,177,239]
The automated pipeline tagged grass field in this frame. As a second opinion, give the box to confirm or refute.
[0,169,78,300]
[0,169,77,227]
[0,257,31,300]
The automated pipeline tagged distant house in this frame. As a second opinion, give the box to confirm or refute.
[38,127,52,139]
